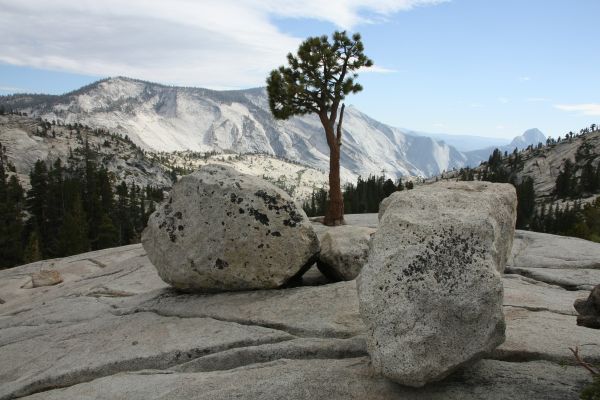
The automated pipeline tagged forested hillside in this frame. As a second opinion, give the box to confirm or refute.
[453,124,600,241]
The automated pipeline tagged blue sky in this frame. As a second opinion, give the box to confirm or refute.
[0,0,598,139]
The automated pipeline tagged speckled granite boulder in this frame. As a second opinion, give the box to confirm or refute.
[142,164,319,292]
[358,181,517,387]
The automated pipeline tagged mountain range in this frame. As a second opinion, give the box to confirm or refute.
[0,77,545,180]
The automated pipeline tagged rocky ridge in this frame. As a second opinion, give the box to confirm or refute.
[1,77,476,179]
[0,114,330,200]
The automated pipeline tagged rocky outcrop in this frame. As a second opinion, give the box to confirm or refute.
[574,285,600,329]
[316,226,376,281]
[142,164,319,292]
[358,182,517,387]
[0,214,596,399]
[507,230,600,290]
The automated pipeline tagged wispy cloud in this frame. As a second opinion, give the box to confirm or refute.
[555,103,600,116]
[518,76,531,82]
[498,97,510,104]
[470,103,484,108]
[0,0,444,89]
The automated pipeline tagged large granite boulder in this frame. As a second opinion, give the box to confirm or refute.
[317,226,376,281]
[142,164,319,292]
[357,181,517,387]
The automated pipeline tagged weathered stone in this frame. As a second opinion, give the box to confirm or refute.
[574,285,600,329]
[358,181,517,387]
[124,280,364,339]
[1,215,597,400]
[495,306,600,363]
[142,164,319,292]
[317,225,376,281]
[503,274,588,316]
[30,270,62,288]
[0,312,293,399]
[22,358,589,400]
[509,229,600,270]
[506,266,600,290]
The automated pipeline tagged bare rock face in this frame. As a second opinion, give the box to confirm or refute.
[142,164,319,292]
[317,226,376,281]
[574,285,600,329]
[357,181,517,387]
[31,270,63,288]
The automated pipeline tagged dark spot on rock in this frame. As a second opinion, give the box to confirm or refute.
[239,208,245,214]
[271,231,281,237]
[174,211,182,219]
[215,258,229,270]
[258,244,264,248]
[248,208,269,225]
[178,225,184,231]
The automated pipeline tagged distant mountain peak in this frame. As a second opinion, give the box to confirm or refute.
[509,128,546,149]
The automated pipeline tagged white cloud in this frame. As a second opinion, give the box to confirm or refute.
[555,103,600,116]
[498,97,509,104]
[0,0,443,89]
[518,76,531,82]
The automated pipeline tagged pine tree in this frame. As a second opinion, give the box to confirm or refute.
[59,193,89,256]
[23,230,42,264]
[45,159,65,257]
[0,161,24,268]
[96,214,119,249]
[556,159,575,198]
[26,160,49,256]
[516,177,536,229]
[267,31,373,225]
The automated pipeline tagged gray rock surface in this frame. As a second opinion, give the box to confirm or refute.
[0,215,596,399]
[506,266,600,290]
[317,225,376,281]
[503,275,588,316]
[509,230,600,270]
[574,285,600,329]
[142,164,319,292]
[358,182,517,387]
[22,358,588,400]
[507,230,600,290]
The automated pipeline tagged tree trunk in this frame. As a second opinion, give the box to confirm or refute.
[324,138,344,225]
[322,106,345,226]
